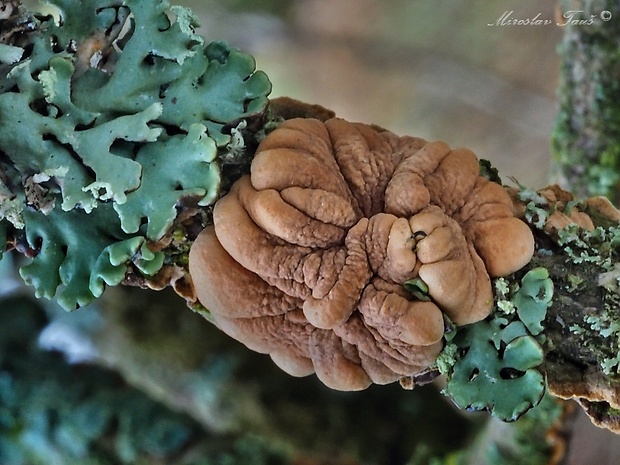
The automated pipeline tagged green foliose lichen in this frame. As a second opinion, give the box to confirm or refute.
[19,206,163,310]
[513,267,553,336]
[442,268,553,422]
[0,0,271,310]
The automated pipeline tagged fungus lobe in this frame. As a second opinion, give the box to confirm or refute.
[189,117,534,391]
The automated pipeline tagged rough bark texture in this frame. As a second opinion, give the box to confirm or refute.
[4,1,620,463]
[532,229,620,433]
[547,0,620,435]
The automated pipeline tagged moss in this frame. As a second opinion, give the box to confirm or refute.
[479,159,502,184]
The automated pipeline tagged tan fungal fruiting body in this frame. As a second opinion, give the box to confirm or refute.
[538,185,596,234]
[189,118,535,391]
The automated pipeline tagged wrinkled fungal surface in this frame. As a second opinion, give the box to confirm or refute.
[189,118,535,390]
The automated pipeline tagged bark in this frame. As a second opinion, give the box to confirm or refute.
[3,1,620,463]
[551,0,620,203]
[528,221,620,434]
[38,99,619,464]
[547,0,620,434]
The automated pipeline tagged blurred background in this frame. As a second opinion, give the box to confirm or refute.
[4,1,620,464]
[180,0,562,189]
[161,1,620,462]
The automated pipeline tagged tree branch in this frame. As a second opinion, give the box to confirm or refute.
[551,0,620,202]
[2,0,620,450]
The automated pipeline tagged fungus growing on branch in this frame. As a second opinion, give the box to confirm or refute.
[189,118,535,390]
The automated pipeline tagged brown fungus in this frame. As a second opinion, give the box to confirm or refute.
[189,118,535,391]
[538,185,595,234]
